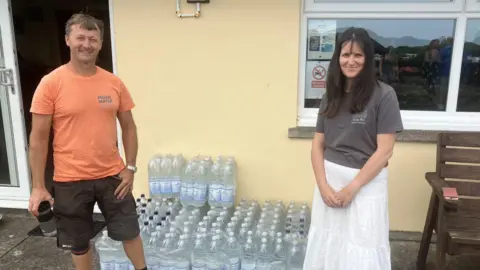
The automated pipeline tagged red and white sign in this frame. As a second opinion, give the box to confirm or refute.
[306,61,329,99]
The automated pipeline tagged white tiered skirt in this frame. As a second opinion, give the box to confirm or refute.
[303,160,391,270]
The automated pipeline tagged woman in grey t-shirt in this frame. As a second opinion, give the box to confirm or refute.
[303,27,403,270]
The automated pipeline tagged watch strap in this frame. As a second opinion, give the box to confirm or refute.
[126,165,137,173]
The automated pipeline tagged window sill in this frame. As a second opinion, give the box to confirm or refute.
[288,127,440,142]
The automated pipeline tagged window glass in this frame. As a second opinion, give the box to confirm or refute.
[457,19,480,112]
[304,19,456,111]
[314,0,451,2]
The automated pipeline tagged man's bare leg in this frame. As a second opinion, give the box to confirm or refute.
[71,248,93,270]
[123,235,147,269]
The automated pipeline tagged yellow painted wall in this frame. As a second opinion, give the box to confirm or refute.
[112,0,437,232]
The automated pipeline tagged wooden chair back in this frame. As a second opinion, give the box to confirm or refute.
[437,132,480,197]
[436,132,480,247]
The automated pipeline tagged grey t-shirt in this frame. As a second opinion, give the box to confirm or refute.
[316,81,404,169]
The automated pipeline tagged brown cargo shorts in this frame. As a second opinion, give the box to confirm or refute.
[52,175,139,250]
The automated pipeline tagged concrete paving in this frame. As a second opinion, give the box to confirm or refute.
[0,208,479,270]
[0,208,100,270]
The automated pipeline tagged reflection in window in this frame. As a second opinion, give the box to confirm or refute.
[304,19,456,111]
[457,19,480,112]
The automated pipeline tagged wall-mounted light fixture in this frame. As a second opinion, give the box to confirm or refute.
[176,0,210,18]
[187,0,210,3]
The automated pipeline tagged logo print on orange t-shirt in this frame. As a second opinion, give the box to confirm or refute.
[98,95,112,103]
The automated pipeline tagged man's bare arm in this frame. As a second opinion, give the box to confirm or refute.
[114,110,138,199]
[117,110,138,167]
[29,113,52,189]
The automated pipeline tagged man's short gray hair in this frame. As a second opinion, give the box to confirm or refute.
[65,13,104,40]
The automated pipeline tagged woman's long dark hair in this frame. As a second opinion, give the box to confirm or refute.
[321,27,378,118]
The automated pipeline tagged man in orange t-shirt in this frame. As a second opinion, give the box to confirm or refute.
[28,14,147,270]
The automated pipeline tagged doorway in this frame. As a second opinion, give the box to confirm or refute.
[10,0,113,192]
[0,0,114,207]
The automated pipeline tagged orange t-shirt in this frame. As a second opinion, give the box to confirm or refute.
[30,65,135,182]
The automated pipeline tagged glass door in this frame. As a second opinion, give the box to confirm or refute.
[0,0,31,207]
[0,44,16,186]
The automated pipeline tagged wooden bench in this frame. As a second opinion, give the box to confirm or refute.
[416,132,480,270]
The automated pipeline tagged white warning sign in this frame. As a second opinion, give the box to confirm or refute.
[306,61,329,99]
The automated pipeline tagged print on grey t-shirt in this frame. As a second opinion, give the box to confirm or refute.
[316,81,404,169]
[351,111,367,125]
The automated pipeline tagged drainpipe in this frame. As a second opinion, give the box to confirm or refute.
[176,0,201,18]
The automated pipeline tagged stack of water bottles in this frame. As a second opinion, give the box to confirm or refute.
[96,195,310,270]
[95,153,311,269]
[147,154,238,210]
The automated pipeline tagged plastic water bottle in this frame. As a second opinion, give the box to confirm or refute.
[204,156,213,169]
[180,162,196,207]
[138,209,147,224]
[298,210,310,234]
[206,235,231,270]
[238,223,249,245]
[270,238,287,270]
[171,154,185,198]
[256,238,272,270]
[145,232,161,269]
[241,238,257,270]
[159,233,177,269]
[95,230,115,270]
[220,159,236,208]
[112,240,130,270]
[208,162,223,208]
[140,194,147,205]
[148,156,162,200]
[224,232,242,270]
[173,234,191,270]
[192,161,209,208]
[140,221,151,241]
[191,234,208,270]
[286,240,304,270]
[300,202,310,214]
[160,154,173,198]
[146,201,155,216]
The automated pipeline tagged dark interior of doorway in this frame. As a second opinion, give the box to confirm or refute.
[11,0,113,192]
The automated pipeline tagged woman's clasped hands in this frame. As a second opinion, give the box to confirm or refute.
[319,180,362,208]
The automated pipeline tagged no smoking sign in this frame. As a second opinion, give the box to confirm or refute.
[313,65,326,80]
[306,61,329,99]
[312,64,326,88]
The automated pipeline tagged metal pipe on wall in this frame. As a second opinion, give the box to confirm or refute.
[176,0,201,18]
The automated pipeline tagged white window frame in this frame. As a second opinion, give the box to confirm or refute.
[297,7,480,132]
[304,0,463,13]
[466,0,480,11]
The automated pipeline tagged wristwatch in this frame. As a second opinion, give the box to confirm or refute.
[126,165,137,173]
